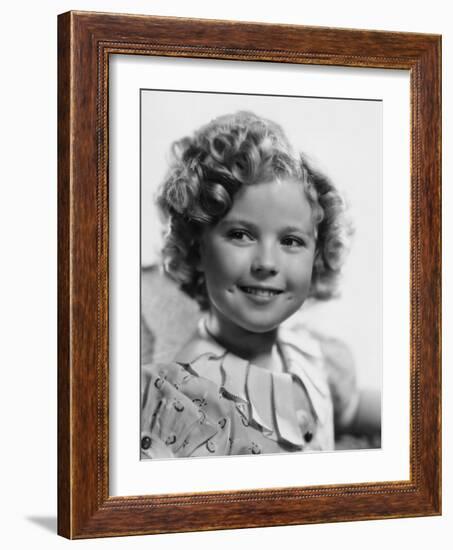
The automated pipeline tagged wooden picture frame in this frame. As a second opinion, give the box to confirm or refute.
[58,10,441,539]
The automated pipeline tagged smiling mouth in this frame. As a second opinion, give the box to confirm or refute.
[238,286,284,297]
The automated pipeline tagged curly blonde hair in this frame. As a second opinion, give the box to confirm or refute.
[156,111,352,310]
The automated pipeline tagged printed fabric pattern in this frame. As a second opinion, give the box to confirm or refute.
[140,323,357,459]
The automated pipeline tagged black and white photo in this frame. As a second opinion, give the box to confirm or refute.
[140,91,382,459]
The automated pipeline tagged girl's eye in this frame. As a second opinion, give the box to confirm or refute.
[227,229,254,242]
[281,236,305,248]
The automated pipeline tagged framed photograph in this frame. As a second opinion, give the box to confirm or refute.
[58,11,441,538]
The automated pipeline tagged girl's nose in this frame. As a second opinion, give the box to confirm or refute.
[251,244,279,277]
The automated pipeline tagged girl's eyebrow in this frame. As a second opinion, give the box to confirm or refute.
[281,224,313,235]
[218,218,257,230]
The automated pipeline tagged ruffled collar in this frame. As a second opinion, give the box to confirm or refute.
[181,319,330,449]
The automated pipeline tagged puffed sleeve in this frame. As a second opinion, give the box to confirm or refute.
[319,337,360,431]
[141,362,233,459]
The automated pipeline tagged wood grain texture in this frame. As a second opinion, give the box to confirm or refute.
[57,10,442,539]
[57,11,71,538]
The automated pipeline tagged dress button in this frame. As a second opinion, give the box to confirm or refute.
[173,399,184,412]
[251,442,261,454]
[304,431,313,443]
[141,436,152,450]
[165,434,176,445]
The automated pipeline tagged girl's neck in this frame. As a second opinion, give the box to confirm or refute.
[205,312,282,372]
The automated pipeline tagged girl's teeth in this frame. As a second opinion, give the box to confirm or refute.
[242,287,279,296]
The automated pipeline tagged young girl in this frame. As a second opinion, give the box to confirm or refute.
[141,111,380,459]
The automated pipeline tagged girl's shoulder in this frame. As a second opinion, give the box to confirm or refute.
[279,322,355,376]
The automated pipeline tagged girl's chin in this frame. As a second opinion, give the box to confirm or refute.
[232,316,284,335]
[231,307,302,334]
[209,298,301,335]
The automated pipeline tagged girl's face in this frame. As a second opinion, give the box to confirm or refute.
[198,178,317,335]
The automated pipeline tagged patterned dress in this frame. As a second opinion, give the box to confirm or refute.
[141,321,358,459]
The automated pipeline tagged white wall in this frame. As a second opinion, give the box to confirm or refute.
[0,1,450,548]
